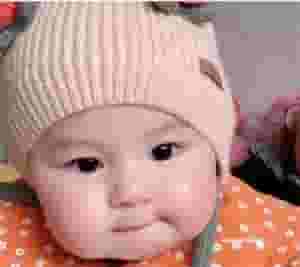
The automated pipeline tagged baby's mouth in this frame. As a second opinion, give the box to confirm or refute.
[112,222,153,233]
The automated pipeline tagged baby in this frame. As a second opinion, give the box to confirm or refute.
[0,2,300,267]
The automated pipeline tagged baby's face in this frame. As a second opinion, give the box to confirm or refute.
[28,106,218,260]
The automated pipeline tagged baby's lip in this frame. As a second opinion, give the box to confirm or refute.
[112,222,153,233]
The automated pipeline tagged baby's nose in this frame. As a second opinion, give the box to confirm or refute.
[109,162,153,208]
[109,180,152,208]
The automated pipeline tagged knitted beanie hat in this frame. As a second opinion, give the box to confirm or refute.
[2,2,235,178]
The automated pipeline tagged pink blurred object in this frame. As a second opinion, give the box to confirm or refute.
[230,135,251,168]
[250,93,300,142]
[230,93,300,167]
[230,97,251,167]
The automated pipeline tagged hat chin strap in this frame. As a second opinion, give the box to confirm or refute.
[191,196,219,267]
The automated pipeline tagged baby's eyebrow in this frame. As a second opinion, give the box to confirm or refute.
[144,120,193,139]
[48,137,109,153]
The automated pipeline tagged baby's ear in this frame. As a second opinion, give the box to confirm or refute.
[286,105,300,131]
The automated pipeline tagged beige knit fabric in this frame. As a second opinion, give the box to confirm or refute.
[2,2,235,175]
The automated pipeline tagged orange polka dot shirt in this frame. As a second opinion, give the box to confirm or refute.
[0,176,299,267]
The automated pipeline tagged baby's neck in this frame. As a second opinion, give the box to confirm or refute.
[98,241,193,267]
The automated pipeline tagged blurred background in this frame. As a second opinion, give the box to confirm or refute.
[214,2,299,113]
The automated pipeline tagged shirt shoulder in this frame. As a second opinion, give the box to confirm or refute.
[211,176,300,267]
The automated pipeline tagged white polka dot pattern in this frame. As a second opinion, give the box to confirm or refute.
[210,176,300,267]
[0,176,298,267]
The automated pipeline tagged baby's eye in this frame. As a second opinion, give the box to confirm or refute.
[151,143,182,161]
[64,158,103,173]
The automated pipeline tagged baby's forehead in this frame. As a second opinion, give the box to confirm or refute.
[36,106,201,148]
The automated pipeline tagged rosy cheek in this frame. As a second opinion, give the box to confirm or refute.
[158,178,217,240]
[45,203,100,257]
[37,184,109,254]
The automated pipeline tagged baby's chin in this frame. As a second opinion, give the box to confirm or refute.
[56,222,182,260]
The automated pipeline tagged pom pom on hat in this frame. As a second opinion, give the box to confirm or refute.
[0,2,37,56]
[0,3,16,29]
